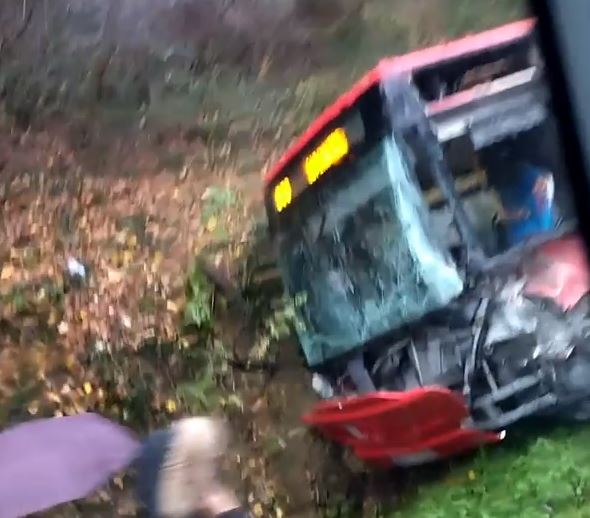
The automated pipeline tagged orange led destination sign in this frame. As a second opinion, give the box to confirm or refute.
[303,128,350,185]
[272,128,351,213]
[273,177,293,213]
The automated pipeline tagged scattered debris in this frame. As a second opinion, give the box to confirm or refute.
[66,257,87,280]
[57,321,69,335]
[312,373,334,400]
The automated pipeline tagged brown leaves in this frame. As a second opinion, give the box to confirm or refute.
[1,263,14,280]
[166,300,180,314]
[107,267,125,284]
[0,110,318,517]
[0,153,247,430]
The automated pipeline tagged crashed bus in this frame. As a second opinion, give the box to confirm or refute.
[263,19,590,467]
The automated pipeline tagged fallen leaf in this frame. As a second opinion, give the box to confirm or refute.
[252,502,264,518]
[34,288,46,303]
[1,263,14,280]
[65,354,76,370]
[258,53,273,80]
[107,268,124,284]
[226,394,244,412]
[127,234,137,248]
[48,308,59,326]
[46,392,61,404]
[58,321,69,335]
[250,398,266,413]
[201,187,214,201]
[27,401,39,415]
[206,217,217,232]
[115,231,128,245]
[83,382,93,395]
[166,300,179,313]
[179,165,190,181]
[165,399,177,413]
[123,250,134,266]
[121,313,132,328]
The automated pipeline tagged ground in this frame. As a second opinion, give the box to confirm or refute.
[6,1,590,518]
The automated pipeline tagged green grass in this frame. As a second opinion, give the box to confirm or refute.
[396,426,590,517]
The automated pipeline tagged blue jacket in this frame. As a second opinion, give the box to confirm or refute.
[500,163,555,246]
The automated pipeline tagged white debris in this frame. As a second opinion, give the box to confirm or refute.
[121,314,132,329]
[57,321,69,335]
[66,257,86,279]
[312,373,334,399]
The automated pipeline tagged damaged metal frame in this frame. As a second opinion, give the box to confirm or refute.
[339,74,590,433]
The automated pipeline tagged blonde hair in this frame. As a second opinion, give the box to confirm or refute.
[157,417,229,517]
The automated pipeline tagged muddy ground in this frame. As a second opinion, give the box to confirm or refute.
[0,1,526,517]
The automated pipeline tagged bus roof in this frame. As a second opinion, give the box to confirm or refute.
[264,18,535,186]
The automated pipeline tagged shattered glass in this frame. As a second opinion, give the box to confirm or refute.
[484,273,590,362]
[277,135,464,366]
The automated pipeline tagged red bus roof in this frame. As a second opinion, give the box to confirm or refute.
[264,18,536,186]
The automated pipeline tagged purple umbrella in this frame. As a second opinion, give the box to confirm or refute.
[0,413,141,518]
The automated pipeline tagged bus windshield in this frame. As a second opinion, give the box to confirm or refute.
[275,133,464,366]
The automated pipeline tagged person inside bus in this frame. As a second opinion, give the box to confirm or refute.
[494,161,557,248]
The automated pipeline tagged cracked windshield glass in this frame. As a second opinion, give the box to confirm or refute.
[277,134,463,366]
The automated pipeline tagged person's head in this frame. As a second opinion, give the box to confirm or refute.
[171,417,229,462]
[533,170,555,201]
[136,417,231,518]
[517,163,555,206]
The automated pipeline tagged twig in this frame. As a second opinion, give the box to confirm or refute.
[15,0,33,41]
[228,356,277,373]
[0,0,35,57]
[43,0,48,34]
[94,47,116,101]
[196,255,252,315]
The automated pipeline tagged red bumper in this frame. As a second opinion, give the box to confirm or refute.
[302,387,503,467]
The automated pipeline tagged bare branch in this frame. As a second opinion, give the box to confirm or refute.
[0,0,35,57]
[14,0,33,41]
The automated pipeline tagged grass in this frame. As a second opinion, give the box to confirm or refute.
[396,425,590,517]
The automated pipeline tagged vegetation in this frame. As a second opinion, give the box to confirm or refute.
[398,427,590,518]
